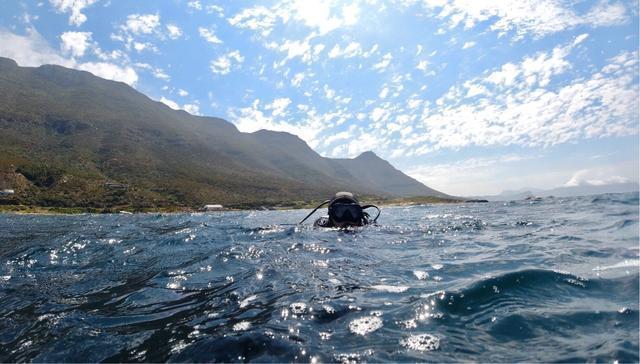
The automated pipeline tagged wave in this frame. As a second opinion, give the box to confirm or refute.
[590,192,639,205]
[0,199,638,363]
[594,259,640,271]
[407,269,640,362]
[431,269,639,315]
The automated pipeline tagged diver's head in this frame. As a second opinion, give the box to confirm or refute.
[298,191,380,227]
[328,192,364,227]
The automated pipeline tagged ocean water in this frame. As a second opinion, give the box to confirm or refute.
[0,193,638,362]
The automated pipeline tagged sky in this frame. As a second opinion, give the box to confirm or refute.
[0,0,638,196]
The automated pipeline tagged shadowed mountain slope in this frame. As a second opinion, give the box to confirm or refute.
[0,57,451,208]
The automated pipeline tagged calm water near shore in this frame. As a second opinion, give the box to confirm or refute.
[0,193,638,362]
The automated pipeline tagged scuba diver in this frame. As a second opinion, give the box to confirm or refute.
[298,192,380,228]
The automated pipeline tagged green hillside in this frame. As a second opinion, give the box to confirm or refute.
[0,57,453,211]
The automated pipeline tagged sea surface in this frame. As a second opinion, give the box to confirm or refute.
[0,193,638,362]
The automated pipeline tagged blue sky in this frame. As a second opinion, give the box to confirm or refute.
[0,0,638,196]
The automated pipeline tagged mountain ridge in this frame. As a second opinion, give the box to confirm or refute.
[0,57,452,209]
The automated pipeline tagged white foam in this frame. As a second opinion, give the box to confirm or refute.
[233,321,251,331]
[398,319,417,329]
[371,285,409,293]
[290,302,307,314]
[420,290,446,300]
[170,340,188,353]
[593,259,640,271]
[312,259,329,268]
[413,270,429,280]
[400,333,440,351]
[166,282,181,289]
[323,305,336,314]
[349,316,383,335]
[239,295,257,308]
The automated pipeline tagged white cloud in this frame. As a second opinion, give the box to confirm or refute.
[418,158,637,196]
[160,97,200,115]
[291,72,305,87]
[187,0,202,10]
[0,27,72,67]
[152,68,169,81]
[254,8,371,67]
[323,130,351,146]
[183,103,201,115]
[189,1,224,16]
[281,39,311,61]
[345,131,382,157]
[210,50,244,75]
[205,4,224,16]
[370,107,390,123]
[134,62,169,81]
[522,54,567,87]
[463,82,487,97]
[123,13,160,35]
[60,31,92,58]
[94,48,125,61]
[267,34,321,67]
[323,84,336,99]
[573,33,589,45]
[0,28,138,85]
[77,62,138,85]
[462,41,475,49]
[413,0,628,40]
[265,97,292,117]
[198,27,222,44]
[228,6,279,36]
[565,168,630,187]
[132,41,158,53]
[178,89,189,97]
[229,99,343,147]
[111,14,167,51]
[160,97,180,110]
[406,154,536,195]
[229,0,361,37]
[290,0,360,35]
[416,59,429,71]
[485,62,520,86]
[328,42,363,58]
[166,24,182,39]
[49,0,97,26]
[411,41,638,152]
[373,52,393,72]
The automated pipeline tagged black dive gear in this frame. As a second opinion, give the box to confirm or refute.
[298,192,380,228]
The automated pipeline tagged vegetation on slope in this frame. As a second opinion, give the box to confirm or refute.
[0,57,455,211]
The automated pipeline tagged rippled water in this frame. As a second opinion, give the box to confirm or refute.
[1,193,638,362]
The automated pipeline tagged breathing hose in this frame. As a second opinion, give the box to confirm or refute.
[298,200,331,224]
[361,204,381,223]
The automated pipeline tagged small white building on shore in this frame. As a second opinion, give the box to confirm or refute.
[0,189,15,196]
[202,204,224,211]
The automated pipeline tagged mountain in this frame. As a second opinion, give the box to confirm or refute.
[477,182,639,201]
[333,151,448,198]
[0,57,451,209]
